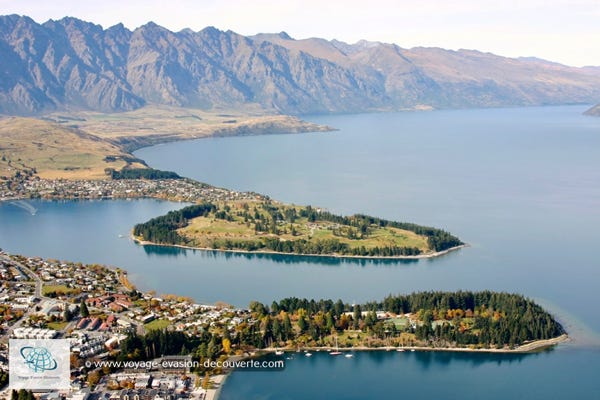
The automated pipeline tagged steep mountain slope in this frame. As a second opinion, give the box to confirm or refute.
[584,103,600,116]
[0,15,143,114]
[256,34,600,109]
[2,15,600,115]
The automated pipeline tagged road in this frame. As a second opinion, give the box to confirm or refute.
[1,254,51,340]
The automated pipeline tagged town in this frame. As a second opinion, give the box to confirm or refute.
[0,250,256,400]
[0,247,568,400]
[0,176,262,204]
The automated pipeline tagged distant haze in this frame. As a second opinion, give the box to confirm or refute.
[1,0,599,67]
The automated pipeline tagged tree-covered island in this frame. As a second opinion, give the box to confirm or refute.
[132,201,464,258]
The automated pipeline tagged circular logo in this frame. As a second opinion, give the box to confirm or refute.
[20,346,58,372]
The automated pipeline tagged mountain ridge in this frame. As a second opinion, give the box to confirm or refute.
[2,14,600,115]
[584,103,600,116]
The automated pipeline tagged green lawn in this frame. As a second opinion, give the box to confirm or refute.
[42,285,77,296]
[46,321,68,331]
[178,201,432,254]
[388,317,411,329]
[144,319,171,331]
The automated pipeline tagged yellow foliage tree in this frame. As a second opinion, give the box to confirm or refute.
[222,338,231,354]
[202,372,211,389]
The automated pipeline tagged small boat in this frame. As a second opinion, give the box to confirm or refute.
[410,349,416,352]
[275,350,284,355]
[344,353,354,358]
[396,348,405,352]
[329,337,342,356]
[305,352,313,357]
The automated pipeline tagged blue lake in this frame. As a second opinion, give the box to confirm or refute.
[220,348,599,400]
[1,105,600,398]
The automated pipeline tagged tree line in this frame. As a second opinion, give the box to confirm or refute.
[298,206,463,252]
[10,390,34,400]
[211,237,423,256]
[133,202,462,256]
[250,291,565,349]
[132,203,216,244]
[106,167,181,180]
[111,291,564,371]
[0,371,7,389]
[119,329,201,361]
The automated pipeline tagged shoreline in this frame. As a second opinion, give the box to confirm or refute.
[210,334,568,400]
[261,334,569,355]
[122,120,336,154]
[204,373,228,400]
[132,236,467,261]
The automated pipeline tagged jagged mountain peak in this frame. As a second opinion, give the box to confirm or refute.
[1,15,600,116]
[354,39,383,49]
[199,25,224,37]
[0,14,30,26]
[106,22,130,35]
[138,21,161,29]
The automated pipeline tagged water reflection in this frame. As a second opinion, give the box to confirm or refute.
[409,349,532,369]
[232,346,544,374]
[222,347,599,400]
[139,243,420,266]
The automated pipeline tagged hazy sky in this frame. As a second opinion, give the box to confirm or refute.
[2,0,599,67]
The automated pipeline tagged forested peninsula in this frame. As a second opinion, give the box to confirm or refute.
[132,202,464,258]
[117,290,566,360]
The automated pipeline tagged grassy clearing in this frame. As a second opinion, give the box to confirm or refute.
[323,331,418,348]
[178,200,432,254]
[46,321,68,331]
[388,317,411,329]
[144,319,171,331]
[42,284,78,296]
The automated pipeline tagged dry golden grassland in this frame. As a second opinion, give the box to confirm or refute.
[0,106,330,180]
[0,117,134,180]
[178,201,431,254]
[44,106,330,151]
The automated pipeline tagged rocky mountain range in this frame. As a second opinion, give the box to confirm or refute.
[1,14,600,115]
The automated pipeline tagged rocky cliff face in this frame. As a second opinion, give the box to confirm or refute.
[2,15,600,115]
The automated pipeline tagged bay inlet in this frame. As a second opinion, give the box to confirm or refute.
[2,105,600,398]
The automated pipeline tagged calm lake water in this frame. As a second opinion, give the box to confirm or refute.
[1,105,600,398]
[220,348,598,400]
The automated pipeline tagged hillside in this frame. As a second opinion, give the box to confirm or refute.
[0,106,330,179]
[42,106,331,152]
[584,104,600,116]
[0,117,139,179]
[2,15,600,115]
